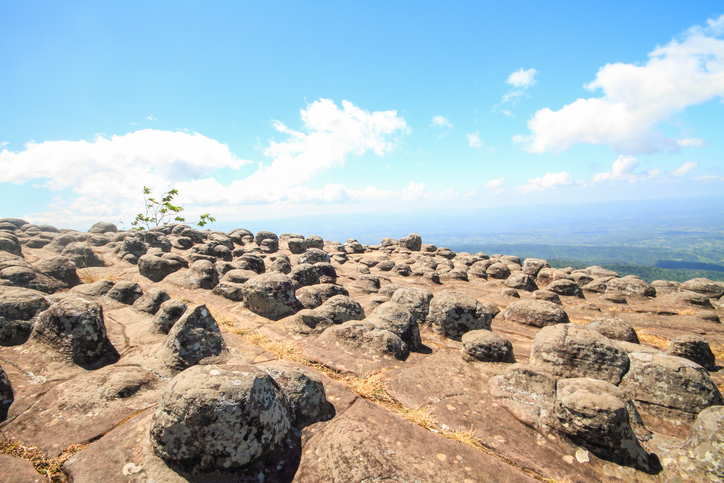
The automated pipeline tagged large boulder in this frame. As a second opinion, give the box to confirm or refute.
[620,349,723,422]
[290,263,320,290]
[105,281,143,305]
[550,378,654,471]
[366,302,422,351]
[398,233,422,251]
[0,364,13,421]
[461,330,515,363]
[390,287,433,323]
[317,320,410,360]
[138,253,186,282]
[32,256,82,288]
[30,295,118,367]
[132,288,170,315]
[61,242,105,268]
[504,272,538,292]
[666,335,717,371]
[88,222,118,234]
[606,276,656,297]
[530,324,630,385]
[427,290,492,340]
[156,305,228,371]
[262,364,334,427]
[501,300,569,327]
[314,295,365,324]
[585,317,639,344]
[679,406,724,481]
[0,287,51,345]
[242,273,302,321]
[150,364,290,473]
[680,278,724,299]
[545,278,584,298]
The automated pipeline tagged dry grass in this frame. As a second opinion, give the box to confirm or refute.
[637,332,670,350]
[606,306,637,313]
[711,343,724,360]
[0,439,86,482]
[568,318,591,326]
[677,307,700,315]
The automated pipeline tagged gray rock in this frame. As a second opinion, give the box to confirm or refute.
[61,242,105,268]
[138,253,186,282]
[680,278,724,299]
[551,378,654,471]
[666,335,717,371]
[281,309,334,336]
[486,262,511,280]
[0,364,12,421]
[427,290,492,340]
[228,227,254,245]
[366,302,421,351]
[132,288,170,315]
[305,235,324,249]
[522,258,550,278]
[211,281,245,301]
[489,363,557,428]
[70,279,115,297]
[399,233,422,251]
[532,290,562,305]
[505,272,538,292]
[295,284,349,310]
[318,320,409,360]
[435,247,456,259]
[530,324,630,385]
[150,364,290,472]
[221,268,259,284]
[188,259,219,289]
[260,238,279,253]
[314,262,337,284]
[32,256,81,288]
[546,278,584,298]
[314,295,365,324]
[390,287,433,324]
[105,281,143,305]
[650,280,679,295]
[462,330,515,363]
[438,268,467,281]
[287,238,306,254]
[270,256,292,274]
[151,299,187,334]
[586,317,640,344]
[30,295,118,367]
[290,263,320,290]
[606,276,656,297]
[156,304,228,371]
[263,364,334,427]
[676,290,713,307]
[620,350,723,422]
[190,241,232,262]
[88,222,117,234]
[117,235,147,264]
[679,406,724,481]
[501,300,569,327]
[254,230,278,247]
[297,248,330,265]
[242,273,302,321]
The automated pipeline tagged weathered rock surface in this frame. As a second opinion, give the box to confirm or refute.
[261,363,334,427]
[585,317,640,343]
[151,299,187,334]
[0,364,12,421]
[666,334,717,370]
[156,304,228,371]
[105,280,143,305]
[390,286,433,323]
[242,273,302,320]
[427,290,492,340]
[138,253,186,282]
[489,363,557,428]
[501,299,569,327]
[680,277,724,299]
[462,330,515,363]
[366,302,422,351]
[0,287,50,345]
[678,406,724,481]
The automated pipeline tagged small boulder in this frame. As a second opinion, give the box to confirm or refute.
[290,263,320,290]
[254,230,278,247]
[314,262,337,284]
[295,284,349,310]
[0,364,12,421]
[263,364,334,427]
[32,256,82,288]
[188,259,219,289]
[390,287,433,323]
[606,276,656,297]
[138,253,185,282]
[61,242,105,268]
[150,364,290,473]
[105,281,143,305]
[366,302,422,351]
[427,290,492,340]
[287,238,307,254]
[314,295,365,324]
[70,279,115,297]
[280,309,334,336]
[585,317,640,344]
[399,233,422,251]
[504,272,538,292]
[242,273,302,321]
[530,324,630,385]
[486,262,511,280]
[132,288,170,315]
[666,335,717,371]
[305,236,324,249]
[88,222,118,234]
[522,258,550,278]
[680,278,724,299]
[546,278,584,298]
[151,299,187,334]
[317,320,410,360]
[156,305,228,371]
[461,330,515,363]
[501,300,569,327]
[297,248,331,265]
[532,290,562,305]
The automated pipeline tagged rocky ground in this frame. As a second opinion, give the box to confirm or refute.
[0,219,723,483]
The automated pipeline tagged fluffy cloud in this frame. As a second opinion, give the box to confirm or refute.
[516,15,724,154]
[591,155,659,183]
[507,68,538,88]
[467,132,483,148]
[0,99,413,225]
[672,161,698,176]
[430,115,453,129]
[518,172,572,193]
[484,177,505,190]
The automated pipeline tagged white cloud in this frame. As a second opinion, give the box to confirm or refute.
[467,132,483,148]
[516,15,724,154]
[430,115,453,129]
[147,115,157,121]
[678,138,704,147]
[506,68,538,88]
[0,99,411,226]
[0,141,8,147]
[695,175,724,182]
[484,177,505,189]
[518,172,572,193]
[672,161,698,176]
[591,155,660,183]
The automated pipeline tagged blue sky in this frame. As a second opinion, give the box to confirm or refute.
[1,1,723,230]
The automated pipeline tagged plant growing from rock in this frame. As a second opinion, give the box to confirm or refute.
[131,186,215,230]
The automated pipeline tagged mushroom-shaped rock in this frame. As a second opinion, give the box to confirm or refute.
[290,263,320,290]
[254,230,278,247]
[188,259,219,289]
[666,335,717,371]
[551,378,654,471]
[317,320,410,360]
[545,278,584,298]
[390,287,433,323]
[151,299,187,334]
[156,304,228,371]
[150,364,290,473]
[399,233,422,251]
[314,262,337,284]
[489,363,557,428]
[532,290,562,305]
[427,290,492,340]
[679,406,724,481]
[263,364,334,427]
[88,221,118,234]
[132,288,170,315]
[242,273,302,321]
[313,295,365,324]
[680,278,724,299]
[280,309,334,336]
[501,300,569,328]
[606,276,656,297]
[522,258,550,278]
[585,317,640,343]
[287,238,306,254]
[462,330,515,363]
[297,248,330,265]
[0,364,13,421]
[138,253,185,282]
[504,272,538,292]
[105,281,143,305]
[486,262,511,280]
[530,324,630,385]
[30,295,118,367]
[0,287,51,345]
[366,302,421,351]
[620,349,723,422]
[295,284,349,310]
